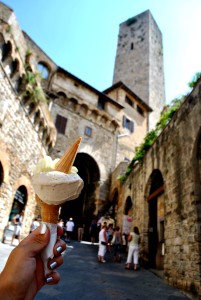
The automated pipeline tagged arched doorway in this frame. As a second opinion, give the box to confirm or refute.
[60,153,100,238]
[147,169,164,269]
[9,185,28,221]
[122,196,133,235]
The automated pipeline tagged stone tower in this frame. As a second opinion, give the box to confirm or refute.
[113,10,165,130]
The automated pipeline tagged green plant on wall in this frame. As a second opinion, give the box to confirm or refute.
[22,67,47,104]
[188,72,201,89]
[5,24,12,33]
[118,96,184,184]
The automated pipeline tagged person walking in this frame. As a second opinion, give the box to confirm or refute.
[11,210,24,245]
[30,218,40,233]
[98,224,108,263]
[89,220,97,243]
[65,217,74,242]
[111,226,122,262]
[125,226,140,271]
[77,223,85,242]
[107,223,114,252]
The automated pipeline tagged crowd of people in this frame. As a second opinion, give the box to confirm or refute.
[56,217,141,270]
[97,222,141,270]
[9,211,141,272]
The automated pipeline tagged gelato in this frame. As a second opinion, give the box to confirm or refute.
[32,137,84,274]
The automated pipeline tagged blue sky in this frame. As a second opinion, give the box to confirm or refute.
[2,0,201,104]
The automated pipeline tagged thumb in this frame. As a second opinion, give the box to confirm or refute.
[19,223,50,255]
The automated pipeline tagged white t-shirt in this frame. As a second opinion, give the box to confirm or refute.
[66,221,74,232]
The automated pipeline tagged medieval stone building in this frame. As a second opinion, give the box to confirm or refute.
[0,2,200,298]
[113,10,165,130]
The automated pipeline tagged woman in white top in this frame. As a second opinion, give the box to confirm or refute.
[125,226,140,270]
[98,224,108,263]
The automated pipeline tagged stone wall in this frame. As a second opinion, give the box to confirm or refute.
[111,79,201,297]
[0,9,57,240]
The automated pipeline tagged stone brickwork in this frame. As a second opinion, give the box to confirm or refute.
[0,7,57,239]
[111,80,201,297]
[113,10,165,130]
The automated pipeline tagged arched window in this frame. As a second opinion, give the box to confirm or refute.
[2,41,12,62]
[124,196,133,215]
[10,59,19,78]
[37,62,50,79]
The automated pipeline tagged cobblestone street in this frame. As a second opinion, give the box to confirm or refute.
[0,241,192,300]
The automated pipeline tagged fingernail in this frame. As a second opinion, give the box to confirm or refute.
[56,246,62,253]
[50,261,57,269]
[40,223,47,234]
[46,276,53,283]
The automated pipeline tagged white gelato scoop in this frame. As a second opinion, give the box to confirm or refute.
[32,171,84,205]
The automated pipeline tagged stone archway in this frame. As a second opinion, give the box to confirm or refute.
[60,152,100,238]
[9,185,28,221]
[146,169,164,269]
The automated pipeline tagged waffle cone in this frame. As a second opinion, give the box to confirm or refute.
[36,195,60,224]
[55,137,82,174]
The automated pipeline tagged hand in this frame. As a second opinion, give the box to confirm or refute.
[0,224,66,300]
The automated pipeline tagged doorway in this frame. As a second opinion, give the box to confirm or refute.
[147,169,164,269]
[60,153,100,239]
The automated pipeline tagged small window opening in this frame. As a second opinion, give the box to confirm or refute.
[125,96,133,107]
[137,105,144,116]
[98,97,105,110]
[55,114,67,134]
[85,126,92,137]
[37,62,49,79]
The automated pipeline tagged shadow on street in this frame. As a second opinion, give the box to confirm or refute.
[35,241,192,300]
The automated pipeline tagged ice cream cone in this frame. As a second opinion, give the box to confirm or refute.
[36,195,60,223]
[35,137,82,224]
[33,137,84,276]
[55,137,82,174]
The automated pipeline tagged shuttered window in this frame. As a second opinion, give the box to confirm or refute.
[122,115,134,133]
[55,114,67,134]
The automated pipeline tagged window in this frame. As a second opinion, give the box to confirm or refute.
[97,97,105,110]
[37,62,49,79]
[137,105,144,116]
[122,115,134,133]
[125,96,133,107]
[55,114,67,134]
[85,126,92,137]
[2,41,12,62]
